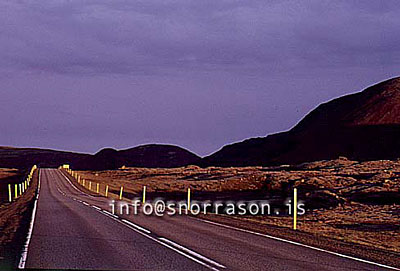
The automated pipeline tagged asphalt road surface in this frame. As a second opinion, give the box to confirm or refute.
[22,169,397,270]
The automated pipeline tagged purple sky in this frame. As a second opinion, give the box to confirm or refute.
[1,1,399,156]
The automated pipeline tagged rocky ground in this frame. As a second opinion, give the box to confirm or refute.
[75,157,400,259]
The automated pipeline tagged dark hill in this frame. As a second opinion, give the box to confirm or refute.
[0,147,89,169]
[203,77,400,166]
[82,144,201,170]
[118,144,201,168]
[0,144,200,170]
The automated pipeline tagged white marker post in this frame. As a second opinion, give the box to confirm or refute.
[119,186,123,200]
[8,184,12,202]
[293,188,297,230]
[187,188,191,211]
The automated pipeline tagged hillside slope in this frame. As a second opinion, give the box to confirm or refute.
[203,77,400,166]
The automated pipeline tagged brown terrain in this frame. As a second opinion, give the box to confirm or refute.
[0,168,38,269]
[72,157,400,267]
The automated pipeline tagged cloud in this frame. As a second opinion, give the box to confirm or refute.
[1,0,399,76]
[0,0,399,155]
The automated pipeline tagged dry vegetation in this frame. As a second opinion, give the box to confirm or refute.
[0,168,22,203]
[0,169,38,269]
[75,157,400,255]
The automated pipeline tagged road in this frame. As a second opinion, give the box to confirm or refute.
[22,168,396,270]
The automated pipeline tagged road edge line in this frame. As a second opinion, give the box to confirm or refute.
[192,217,400,271]
[18,168,41,270]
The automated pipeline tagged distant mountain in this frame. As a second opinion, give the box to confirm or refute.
[202,77,400,166]
[0,144,200,170]
[3,77,399,170]
[82,144,201,170]
[0,147,89,169]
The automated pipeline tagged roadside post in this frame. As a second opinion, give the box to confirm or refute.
[105,185,109,197]
[187,188,191,211]
[96,183,99,194]
[293,188,297,230]
[14,184,18,199]
[8,184,12,202]
[142,186,146,204]
[119,186,123,200]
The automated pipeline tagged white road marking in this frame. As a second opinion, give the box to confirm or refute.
[56,188,66,196]
[92,205,101,211]
[17,169,220,270]
[18,169,41,269]
[193,217,400,271]
[94,209,221,271]
[159,237,226,269]
[59,171,96,198]
[102,210,119,218]
[121,219,152,234]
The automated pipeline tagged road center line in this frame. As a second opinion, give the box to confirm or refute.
[102,210,119,218]
[59,171,96,198]
[121,219,152,234]
[159,237,226,269]
[94,209,221,271]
